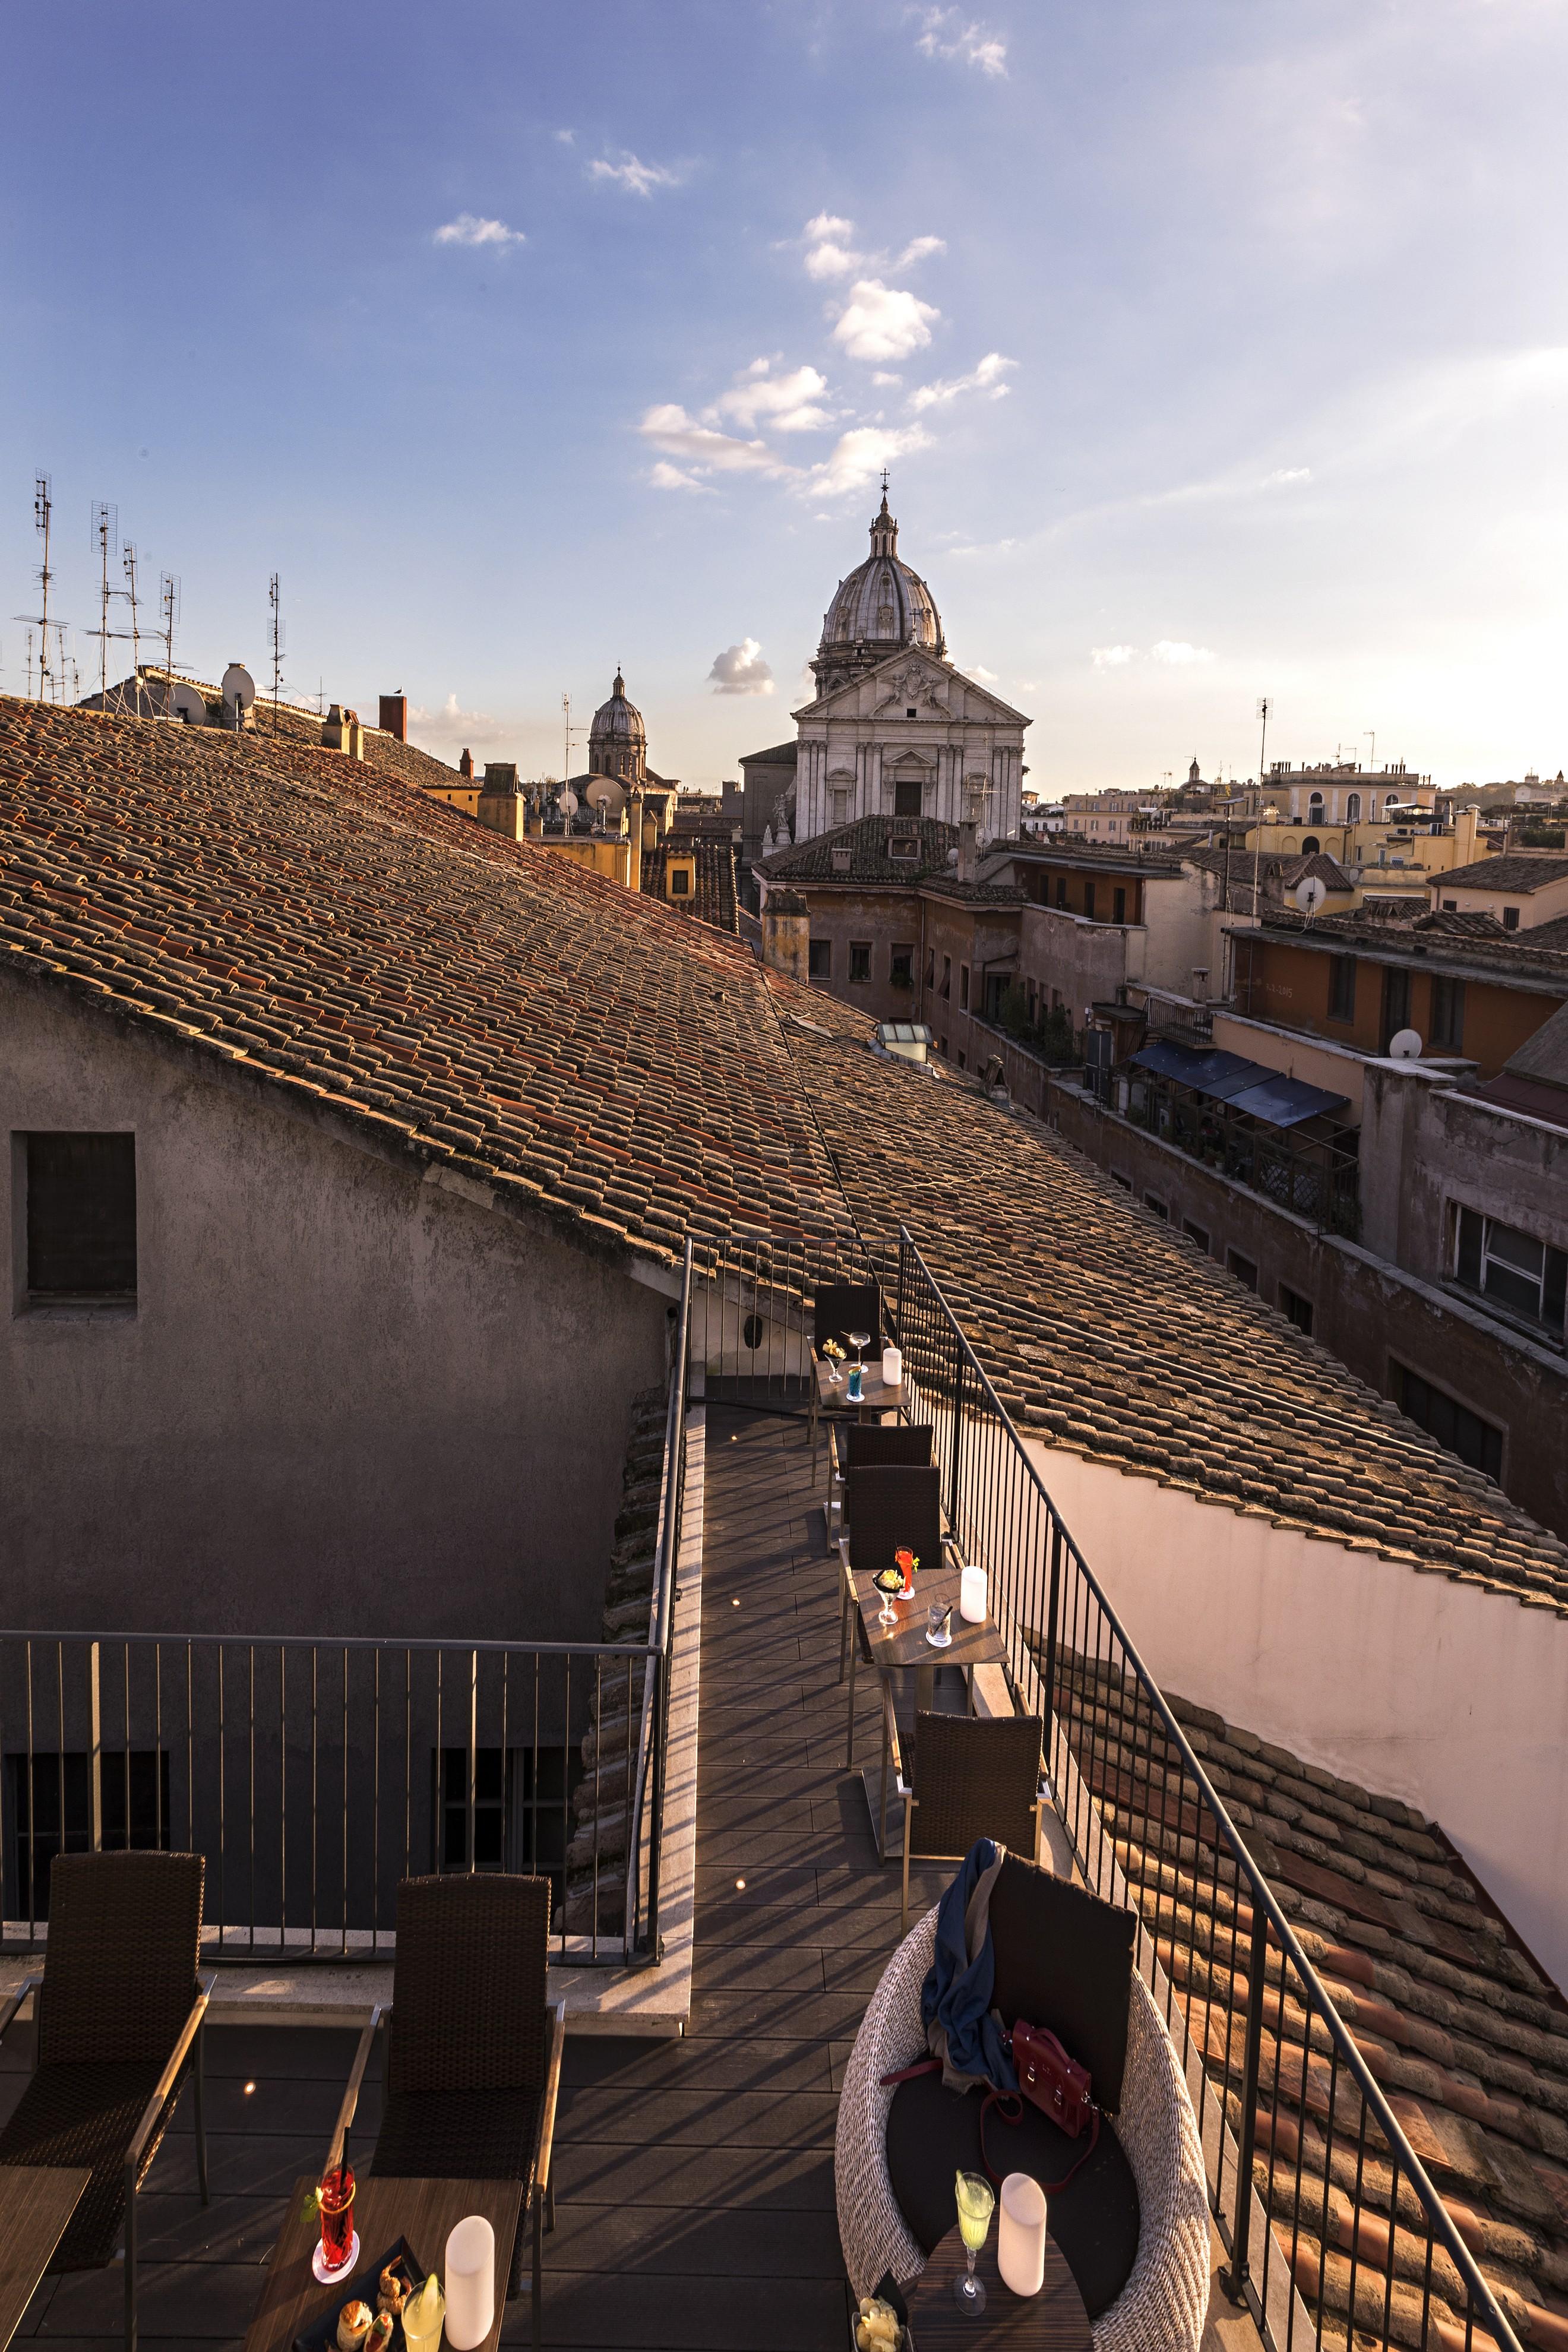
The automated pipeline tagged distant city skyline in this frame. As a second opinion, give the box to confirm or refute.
[2,1,1566,793]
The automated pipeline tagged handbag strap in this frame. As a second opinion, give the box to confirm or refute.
[878,2056,941,2088]
[979,2087,1101,2192]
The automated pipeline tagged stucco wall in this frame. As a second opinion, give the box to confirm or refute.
[1020,1441,1568,1990]
[1360,1063,1568,1280]
[1,976,668,1642]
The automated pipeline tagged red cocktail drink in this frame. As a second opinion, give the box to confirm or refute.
[319,2163,356,2272]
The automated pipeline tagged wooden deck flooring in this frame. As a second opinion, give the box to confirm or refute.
[0,1408,947,2352]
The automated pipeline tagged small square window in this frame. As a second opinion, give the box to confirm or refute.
[808,938,833,979]
[906,706,917,719]
[1111,1170,1133,1191]
[1143,1194,1168,1220]
[1226,1248,1259,1292]
[849,942,872,984]
[1442,897,1456,912]
[1503,906,1520,930]
[23,1133,137,1304]
[1279,1283,1314,1336]
[1183,1219,1210,1253]
[669,865,691,896]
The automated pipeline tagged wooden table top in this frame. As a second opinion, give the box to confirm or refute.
[0,2166,91,2352]
[906,2224,1093,2347]
[244,2176,523,2352]
[854,1566,1008,1674]
[815,1359,903,1412]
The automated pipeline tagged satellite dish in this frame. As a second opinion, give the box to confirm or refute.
[1294,875,1328,916]
[168,680,207,726]
[220,662,255,712]
[557,788,578,817]
[586,779,621,812]
[1389,1028,1423,1060]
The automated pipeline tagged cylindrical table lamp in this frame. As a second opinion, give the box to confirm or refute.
[881,1344,903,1387]
[959,1562,987,1623]
[443,2215,495,2351]
[997,2171,1048,2296]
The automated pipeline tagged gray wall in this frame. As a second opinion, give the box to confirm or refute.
[1,975,668,1642]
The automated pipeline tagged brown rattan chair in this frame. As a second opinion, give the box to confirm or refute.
[808,1281,882,1485]
[0,1850,211,2352]
[839,1463,945,1765]
[329,1874,565,2352]
[882,1706,1045,1930]
[827,1420,932,1554]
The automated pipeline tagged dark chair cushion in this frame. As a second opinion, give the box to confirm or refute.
[845,1424,932,1470]
[371,2084,541,2183]
[886,2070,1140,2320]
[845,1466,941,1580]
[0,2059,172,2269]
[989,1855,1135,2113]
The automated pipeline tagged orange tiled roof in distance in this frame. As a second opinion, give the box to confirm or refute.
[0,698,848,1265]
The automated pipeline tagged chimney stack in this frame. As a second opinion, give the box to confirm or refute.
[459,748,474,779]
[628,785,644,894]
[379,693,409,742]
[957,819,978,883]
[761,887,811,983]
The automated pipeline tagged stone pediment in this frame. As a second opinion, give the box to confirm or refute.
[793,650,1029,728]
[873,659,951,716]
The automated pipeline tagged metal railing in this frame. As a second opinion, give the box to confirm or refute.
[889,1224,1520,2352]
[0,1244,696,1974]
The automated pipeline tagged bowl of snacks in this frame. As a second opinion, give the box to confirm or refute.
[852,2289,908,2351]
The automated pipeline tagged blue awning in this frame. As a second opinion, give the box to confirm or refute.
[1130,1039,1347,1128]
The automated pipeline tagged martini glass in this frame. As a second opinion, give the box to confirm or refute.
[872,1567,903,1628]
[846,1329,871,1380]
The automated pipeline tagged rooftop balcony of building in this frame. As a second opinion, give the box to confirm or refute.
[0,1238,1547,2352]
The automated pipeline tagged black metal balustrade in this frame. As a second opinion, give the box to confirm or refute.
[0,1244,694,1972]
[889,1224,1520,2352]
[1125,1067,1361,1234]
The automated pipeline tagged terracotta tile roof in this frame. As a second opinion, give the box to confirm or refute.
[0,698,848,1266]
[1052,1659,1568,2350]
[763,966,1568,1608]
[640,839,738,934]
[1443,853,1568,893]
[758,814,960,884]
[1254,909,1568,987]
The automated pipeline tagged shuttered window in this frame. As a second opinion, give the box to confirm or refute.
[25,1133,137,1300]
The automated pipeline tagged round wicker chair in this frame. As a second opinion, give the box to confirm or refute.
[835,1907,1211,2352]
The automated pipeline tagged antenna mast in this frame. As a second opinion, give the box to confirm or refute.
[159,574,179,715]
[1253,696,1271,932]
[122,545,142,712]
[12,475,64,701]
[268,573,283,726]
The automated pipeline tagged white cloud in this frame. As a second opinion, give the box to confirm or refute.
[709,359,833,433]
[832,279,940,363]
[708,638,776,695]
[801,216,946,283]
[806,423,931,499]
[805,235,865,281]
[589,153,682,198]
[409,691,507,751]
[912,7,1007,77]
[638,403,796,479]
[805,211,855,242]
[648,461,714,494]
[1091,645,1137,669]
[1262,466,1313,486]
[554,128,575,146]
[963,663,998,683]
[897,235,947,267]
[908,350,1017,412]
[871,371,903,387]
[1152,640,1216,665]
[433,213,526,249]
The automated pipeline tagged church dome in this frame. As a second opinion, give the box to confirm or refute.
[590,671,646,750]
[815,490,945,685]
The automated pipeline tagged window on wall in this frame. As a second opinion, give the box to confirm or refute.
[1430,975,1465,1052]
[1503,907,1520,931]
[849,941,872,984]
[1279,1284,1314,1335]
[1226,1248,1259,1291]
[1143,1194,1169,1220]
[1392,1361,1503,1479]
[830,788,849,825]
[1346,794,1361,821]
[941,956,951,999]
[1055,877,1068,911]
[1083,882,1097,921]
[7,1750,171,1920]
[1380,963,1412,1051]
[1183,1219,1210,1253]
[1327,956,1357,1022]
[890,944,914,989]
[959,965,969,1010]
[23,1132,137,1304]
[808,938,832,979]
[893,779,922,817]
[1455,1207,1567,1334]
[925,947,935,988]
[1112,887,1127,924]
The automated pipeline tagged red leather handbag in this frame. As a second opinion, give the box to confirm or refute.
[980,2022,1101,2189]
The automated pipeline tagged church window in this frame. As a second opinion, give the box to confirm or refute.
[830,788,849,825]
[894,779,922,817]
[906,707,917,720]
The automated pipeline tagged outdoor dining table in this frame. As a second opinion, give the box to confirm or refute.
[846,1563,1010,1842]
[0,2167,91,2352]
[810,1355,904,1487]
[244,2176,521,2352]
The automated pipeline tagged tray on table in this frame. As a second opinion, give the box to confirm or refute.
[293,2238,426,2352]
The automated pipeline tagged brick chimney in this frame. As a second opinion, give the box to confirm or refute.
[459,748,474,779]
[379,693,409,742]
[762,887,811,983]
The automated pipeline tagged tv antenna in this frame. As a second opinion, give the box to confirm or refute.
[12,474,64,701]
[88,503,130,704]
[268,573,284,725]
[159,574,180,713]
[561,692,589,789]
[122,543,143,712]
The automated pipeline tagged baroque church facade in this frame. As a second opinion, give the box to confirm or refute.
[741,486,1030,871]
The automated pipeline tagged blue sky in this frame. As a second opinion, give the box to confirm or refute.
[4,0,1567,791]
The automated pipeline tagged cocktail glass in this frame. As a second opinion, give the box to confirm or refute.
[954,2170,994,2314]
[846,1329,871,1383]
[318,2161,356,2275]
[402,2272,445,2352]
[873,1567,903,1629]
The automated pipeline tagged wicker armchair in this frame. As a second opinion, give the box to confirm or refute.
[880,1707,1044,1928]
[837,1463,944,1767]
[827,1420,931,1553]
[808,1281,881,1485]
[835,1905,1210,2351]
[0,1850,211,2352]
[329,1875,565,2352]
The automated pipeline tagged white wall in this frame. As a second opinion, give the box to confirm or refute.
[1023,1440,1568,1990]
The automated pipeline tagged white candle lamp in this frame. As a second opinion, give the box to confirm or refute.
[997,2170,1048,2296]
[959,1561,988,1624]
[443,2215,496,2352]
[881,1343,903,1388]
